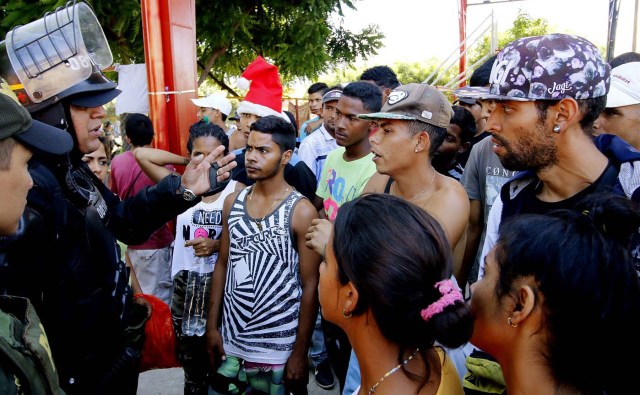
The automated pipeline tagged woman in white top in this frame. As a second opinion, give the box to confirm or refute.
[135,121,243,395]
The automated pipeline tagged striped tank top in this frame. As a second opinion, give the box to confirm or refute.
[221,186,304,364]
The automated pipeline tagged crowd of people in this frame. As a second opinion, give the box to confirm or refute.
[0,6,639,395]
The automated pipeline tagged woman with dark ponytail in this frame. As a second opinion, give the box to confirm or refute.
[469,193,640,395]
[319,193,473,394]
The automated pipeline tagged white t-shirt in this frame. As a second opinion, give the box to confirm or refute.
[171,180,237,277]
[297,124,337,184]
[478,194,503,280]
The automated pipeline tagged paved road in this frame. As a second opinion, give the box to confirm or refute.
[138,367,341,395]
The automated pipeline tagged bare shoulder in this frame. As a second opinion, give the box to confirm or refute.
[436,176,469,202]
[293,196,319,220]
[362,172,390,194]
[292,196,319,232]
[422,176,470,218]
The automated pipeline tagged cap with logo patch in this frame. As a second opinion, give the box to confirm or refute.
[454,33,610,102]
[322,89,342,104]
[357,83,452,128]
[606,62,640,108]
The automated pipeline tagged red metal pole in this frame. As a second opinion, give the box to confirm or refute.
[140,0,167,151]
[140,0,198,156]
[459,0,468,87]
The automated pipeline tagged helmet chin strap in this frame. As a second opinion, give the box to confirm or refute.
[31,100,85,160]
[31,101,69,131]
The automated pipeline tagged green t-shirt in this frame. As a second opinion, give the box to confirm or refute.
[316,147,376,221]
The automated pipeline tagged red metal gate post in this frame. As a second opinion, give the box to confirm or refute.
[140,0,198,156]
[458,0,468,88]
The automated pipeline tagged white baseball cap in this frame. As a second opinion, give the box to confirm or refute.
[606,62,640,108]
[191,93,232,116]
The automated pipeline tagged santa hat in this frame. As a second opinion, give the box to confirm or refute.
[236,56,289,122]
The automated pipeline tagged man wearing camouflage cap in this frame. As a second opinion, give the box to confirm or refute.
[455,33,640,279]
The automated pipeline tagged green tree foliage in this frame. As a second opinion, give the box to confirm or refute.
[195,0,383,93]
[321,60,459,86]
[0,0,383,94]
[468,9,549,66]
[0,0,144,64]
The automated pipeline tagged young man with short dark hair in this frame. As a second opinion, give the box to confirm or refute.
[305,81,381,392]
[299,82,329,140]
[467,34,640,277]
[312,81,381,221]
[297,86,342,183]
[432,105,477,181]
[360,65,400,102]
[207,115,321,395]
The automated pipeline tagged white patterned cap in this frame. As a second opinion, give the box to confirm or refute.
[455,34,610,101]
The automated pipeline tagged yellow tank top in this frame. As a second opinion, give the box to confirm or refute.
[351,348,464,394]
[436,348,464,395]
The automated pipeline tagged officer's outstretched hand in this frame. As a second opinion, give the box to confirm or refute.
[181,146,236,196]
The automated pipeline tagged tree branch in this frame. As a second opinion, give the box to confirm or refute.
[197,60,239,97]
[197,46,227,87]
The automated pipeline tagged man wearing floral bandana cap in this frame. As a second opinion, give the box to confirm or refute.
[458,33,640,279]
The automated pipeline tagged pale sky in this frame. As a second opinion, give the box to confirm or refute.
[335,0,638,66]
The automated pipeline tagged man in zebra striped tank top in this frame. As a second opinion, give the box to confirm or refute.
[207,115,321,395]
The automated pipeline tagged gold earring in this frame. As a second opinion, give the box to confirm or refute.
[508,317,518,328]
[342,308,352,319]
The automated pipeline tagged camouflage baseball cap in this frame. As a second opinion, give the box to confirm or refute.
[357,83,452,128]
[454,34,610,101]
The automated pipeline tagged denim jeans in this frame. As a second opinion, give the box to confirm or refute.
[309,310,328,367]
[342,350,360,395]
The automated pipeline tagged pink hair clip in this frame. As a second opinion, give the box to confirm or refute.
[420,279,463,322]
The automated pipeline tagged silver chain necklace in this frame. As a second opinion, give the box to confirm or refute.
[368,348,420,394]
[391,168,437,202]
